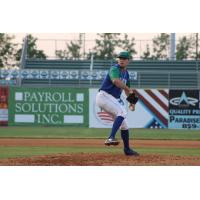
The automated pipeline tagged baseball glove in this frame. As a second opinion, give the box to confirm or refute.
[126,93,138,104]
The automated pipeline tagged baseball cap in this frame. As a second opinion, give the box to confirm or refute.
[117,51,130,59]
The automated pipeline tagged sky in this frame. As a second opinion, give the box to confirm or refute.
[12,33,193,43]
[11,33,194,59]
[13,33,157,42]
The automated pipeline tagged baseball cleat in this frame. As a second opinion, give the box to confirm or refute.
[124,148,139,156]
[105,138,120,146]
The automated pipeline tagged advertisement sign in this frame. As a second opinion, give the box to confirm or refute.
[169,90,200,129]
[0,87,9,126]
[9,87,89,126]
[89,89,169,128]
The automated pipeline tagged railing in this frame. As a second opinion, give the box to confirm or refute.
[1,69,200,89]
[20,35,28,69]
[134,71,200,89]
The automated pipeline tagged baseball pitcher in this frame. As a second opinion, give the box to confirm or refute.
[96,51,139,156]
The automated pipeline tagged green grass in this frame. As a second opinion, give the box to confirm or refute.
[1,127,200,140]
[0,146,121,159]
[0,146,200,159]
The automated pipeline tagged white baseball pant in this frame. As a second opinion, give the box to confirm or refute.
[96,90,128,130]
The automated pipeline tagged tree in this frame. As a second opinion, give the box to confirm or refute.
[140,44,153,60]
[0,33,17,68]
[151,33,170,60]
[176,36,193,60]
[118,33,137,59]
[140,33,170,60]
[92,33,121,59]
[16,34,46,61]
[90,33,137,60]
[55,33,83,60]
[190,33,200,60]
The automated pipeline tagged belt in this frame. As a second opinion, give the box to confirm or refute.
[98,90,120,100]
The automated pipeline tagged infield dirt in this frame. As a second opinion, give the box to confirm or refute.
[0,139,200,166]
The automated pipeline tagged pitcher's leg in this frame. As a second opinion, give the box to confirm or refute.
[120,120,139,156]
[102,101,127,146]
[96,92,126,146]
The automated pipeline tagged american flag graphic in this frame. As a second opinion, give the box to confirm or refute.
[146,119,164,129]
[93,89,169,128]
[133,89,169,128]
[97,111,114,125]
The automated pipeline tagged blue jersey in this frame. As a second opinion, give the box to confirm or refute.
[99,64,130,99]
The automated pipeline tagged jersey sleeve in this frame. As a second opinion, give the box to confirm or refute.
[126,72,130,87]
[109,66,120,80]
[126,79,130,87]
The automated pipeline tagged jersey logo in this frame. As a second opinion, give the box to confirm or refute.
[120,77,127,84]
[120,70,127,85]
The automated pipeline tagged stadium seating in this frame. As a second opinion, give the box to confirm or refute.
[128,60,198,72]
[25,59,91,69]
[25,59,199,72]
[1,59,200,89]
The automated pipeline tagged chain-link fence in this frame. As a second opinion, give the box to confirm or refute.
[35,39,200,60]
[35,39,163,60]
